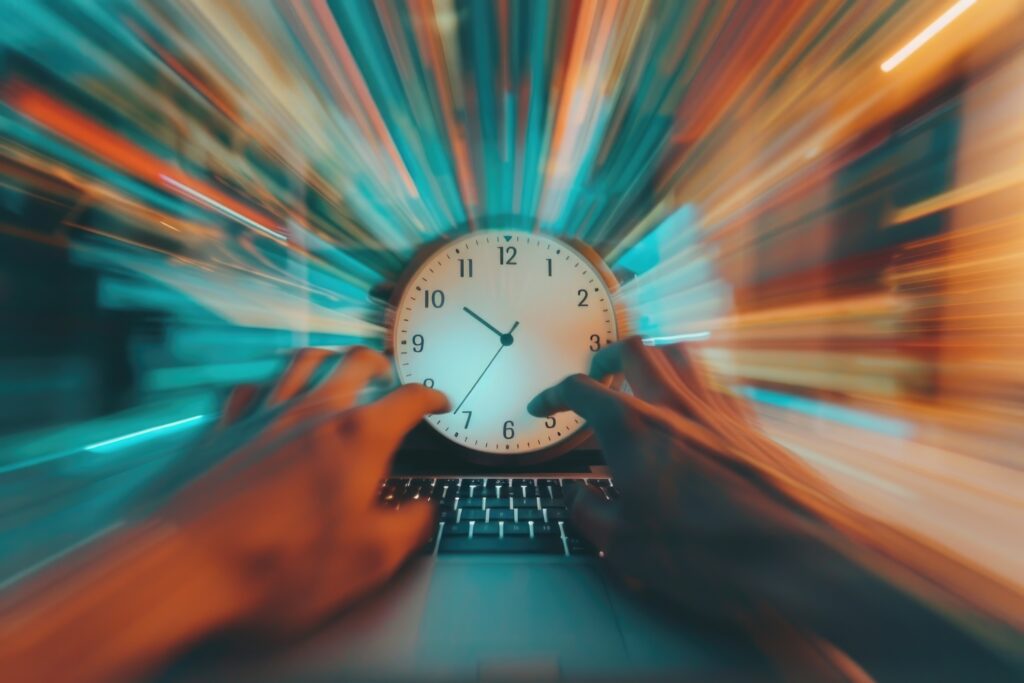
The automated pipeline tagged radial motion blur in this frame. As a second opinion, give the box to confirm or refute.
[1,0,1023,644]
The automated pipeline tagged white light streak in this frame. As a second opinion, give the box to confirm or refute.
[642,331,711,346]
[880,0,977,73]
[160,174,287,241]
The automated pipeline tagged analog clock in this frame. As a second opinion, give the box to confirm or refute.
[390,232,619,462]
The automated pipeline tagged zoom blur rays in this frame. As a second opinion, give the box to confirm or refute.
[2,0,1024,633]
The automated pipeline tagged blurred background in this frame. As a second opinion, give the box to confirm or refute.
[1,0,1022,641]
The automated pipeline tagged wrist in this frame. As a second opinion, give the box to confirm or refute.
[749,519,1015,680]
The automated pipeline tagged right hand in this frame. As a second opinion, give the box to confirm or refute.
[528,337,834,621]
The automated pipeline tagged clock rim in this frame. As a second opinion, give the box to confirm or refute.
[386,231,623,468]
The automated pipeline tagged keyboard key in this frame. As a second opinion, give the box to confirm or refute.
[487,478,510,488]
[533,522,560,537]
[539,497,565,509]
[488,508,515,521]
[512,497,539,509]
[587,478,612,488]
[436,478,459,487]
[472,522,500,537]
[457,498,484,509]
[504,522,531,536]
[517,508,544,521]
[438,536,564,555]
[485,497,511,509]
[475,487,498,498]
[460,509,486,521]
[408,486,433,500]
[439,509,458,522]
[512,478,535,487]
[537,478,561,487]
[546,508,568,521]
[541,483,563,498]
[445,522,470,537]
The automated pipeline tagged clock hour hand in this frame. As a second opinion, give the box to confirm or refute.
[452,319,520,414]
[462,307,504,338]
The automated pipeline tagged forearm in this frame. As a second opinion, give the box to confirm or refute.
[0,522,250,683]
[752,524,1019,681]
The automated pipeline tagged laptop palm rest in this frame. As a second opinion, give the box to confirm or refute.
[198,556,762,682]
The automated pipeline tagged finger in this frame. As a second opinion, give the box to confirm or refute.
[219,383,260,429]
[301,346,393,414]
[361,383,450,444]
[588,342,626,379]
[567,484,621,554]
[659,343,703,387]
[591,337,688,411]
[527,373,623,422]
[266,348,338,408]
[661,343,754,428]
[334,384,451,504]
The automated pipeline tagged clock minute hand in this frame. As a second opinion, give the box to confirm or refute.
[452,319,520,414]
[453,344,504,414]
[463,307,503,338]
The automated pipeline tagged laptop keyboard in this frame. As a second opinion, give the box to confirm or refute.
[379,477,617,556]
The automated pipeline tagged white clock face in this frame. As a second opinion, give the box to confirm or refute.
[392,232,618,455]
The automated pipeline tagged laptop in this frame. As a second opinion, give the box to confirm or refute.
[183,428,771,683]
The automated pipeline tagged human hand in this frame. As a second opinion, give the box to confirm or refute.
[166,346,448,637]
[527,337,834,621]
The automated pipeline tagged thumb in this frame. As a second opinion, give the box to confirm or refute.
[568,484,621,554]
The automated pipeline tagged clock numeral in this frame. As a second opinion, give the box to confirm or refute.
[459,258,473,278]
[577,289,589,307]
[544,416,556,428]
[589,334,601,351]
[461,410,472,428]
[423,378,435,388]
[546,258,553,276]
[502,420,515,440]
[424,289,446,308]
[412,334,424,352]
[498,246,517,265]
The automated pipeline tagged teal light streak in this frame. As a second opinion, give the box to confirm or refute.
[741,387,912,438]
[84,415,210,453]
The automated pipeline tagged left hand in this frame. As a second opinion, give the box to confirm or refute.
[167,346,448,637]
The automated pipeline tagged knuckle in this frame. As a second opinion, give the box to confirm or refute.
[564,373,590,392]
[335,411,369,439]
